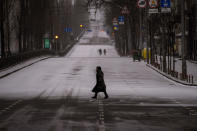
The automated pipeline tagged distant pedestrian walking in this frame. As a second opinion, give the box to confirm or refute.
[92,66,108,99]
[103,49,106,55]
[98,49,102,55]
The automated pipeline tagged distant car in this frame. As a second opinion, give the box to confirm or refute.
[90,19,96,21]
[132,50,141,62]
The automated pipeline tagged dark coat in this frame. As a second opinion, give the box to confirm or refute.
[92,70,106,93]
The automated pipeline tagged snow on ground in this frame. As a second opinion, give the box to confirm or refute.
[67,45,119,58]
[98,30,109,38]
[0,40,197,102]
[0,16,197,103]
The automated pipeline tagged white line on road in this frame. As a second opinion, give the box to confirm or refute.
[98,96,105,131]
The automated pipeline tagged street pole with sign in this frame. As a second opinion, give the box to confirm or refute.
[137,0,145,55]
[121,6,130,55]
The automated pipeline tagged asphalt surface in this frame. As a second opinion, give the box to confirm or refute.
[0,95,197,131]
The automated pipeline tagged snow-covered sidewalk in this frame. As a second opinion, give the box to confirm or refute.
[154,56,197,84]
[0,56,51,78]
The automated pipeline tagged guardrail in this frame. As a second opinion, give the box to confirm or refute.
[0,41,76,70]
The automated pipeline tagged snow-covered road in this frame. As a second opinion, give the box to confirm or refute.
[1,29,197,131]
[0,38,197,101]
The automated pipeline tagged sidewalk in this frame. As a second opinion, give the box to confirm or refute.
[147,64,197,86]
[152,56,197,85]
[0,56,51,79]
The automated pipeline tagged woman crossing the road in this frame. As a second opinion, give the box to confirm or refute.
[92,66,108,99]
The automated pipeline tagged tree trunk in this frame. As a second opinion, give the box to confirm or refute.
[181,0,187,79]
[0,21,5,58]
[162,27,167,73]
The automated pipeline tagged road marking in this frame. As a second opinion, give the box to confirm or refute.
[0,100,23,115]
[98,96,105,131]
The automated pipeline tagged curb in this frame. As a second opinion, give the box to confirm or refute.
[189,60,197,65]
[0,57,52,79]
[146,64,197,86]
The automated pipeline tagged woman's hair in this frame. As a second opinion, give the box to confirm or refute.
[96,66,101,71]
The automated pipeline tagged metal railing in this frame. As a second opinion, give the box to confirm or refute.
[0,50,55,70]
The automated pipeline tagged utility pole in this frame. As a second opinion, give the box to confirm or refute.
[139,8,143,52]
[145,7,149,64]
[181,0,187,79]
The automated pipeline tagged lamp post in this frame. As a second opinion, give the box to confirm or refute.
[55,35,59,51]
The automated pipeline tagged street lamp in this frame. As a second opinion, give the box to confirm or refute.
[55,35,59,39]
[54,35,59,51]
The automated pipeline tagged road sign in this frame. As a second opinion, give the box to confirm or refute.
[161,8,171,13]
[119,22,125,25]
[149,9,158,14]
[113,17,118,22]
[118,16,124,22]
[118,16,125,25]
[44,39,50,49]
[87,29,92,32]
[161,0,171,13]
[148,0,158,8]
[161,0,171,8]
[64,28,72,32]
[112,17,118,25]
[113,25,119,31]
[121,6,130,14]
[137,0,147,8]
[113,18,118,26]
[113,22,118,26]
[113,22,118,25]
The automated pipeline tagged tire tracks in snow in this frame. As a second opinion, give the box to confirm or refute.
[0,88,51,117]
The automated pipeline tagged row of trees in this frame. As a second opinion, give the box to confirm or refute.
[86,0,196,80]
[0,0,89,58]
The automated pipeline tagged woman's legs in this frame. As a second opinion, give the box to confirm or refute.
[92,91,108,99]
[92,92,98,99]
[104,90,108,98]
